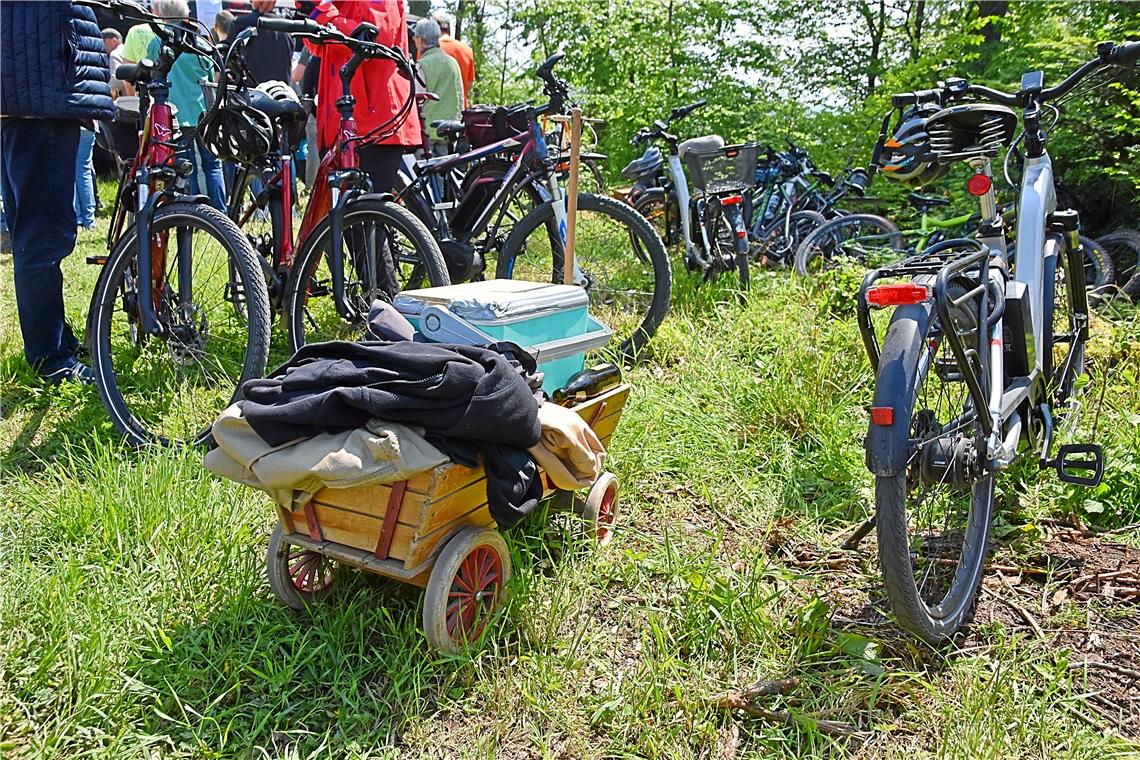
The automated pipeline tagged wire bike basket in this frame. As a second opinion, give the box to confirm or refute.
[685,142,761,195]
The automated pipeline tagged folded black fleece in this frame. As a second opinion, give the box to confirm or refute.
[241,341,542,449]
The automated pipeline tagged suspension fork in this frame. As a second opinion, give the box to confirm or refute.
[134,180,165,335]
[326,174,360,321]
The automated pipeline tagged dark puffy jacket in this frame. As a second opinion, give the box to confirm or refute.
[0,2,114,120]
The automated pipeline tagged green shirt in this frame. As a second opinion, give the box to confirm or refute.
[147,36,213,127]
[419,46,463,142]
[122,24,156,63]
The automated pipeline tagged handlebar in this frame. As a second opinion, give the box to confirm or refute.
[668,99,706,123]
[79,0,218,63]
[891,40,1138,110]
[256,15,323,35]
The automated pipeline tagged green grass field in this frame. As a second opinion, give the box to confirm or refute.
[2,183,1139,758]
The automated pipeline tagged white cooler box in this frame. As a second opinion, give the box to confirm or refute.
[393,280,611,393]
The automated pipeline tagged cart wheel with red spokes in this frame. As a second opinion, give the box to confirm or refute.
[576,472,620,546]
[266,523,337,611]
[422,526,511,652]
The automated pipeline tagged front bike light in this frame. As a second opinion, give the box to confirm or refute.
[866,283,931,307]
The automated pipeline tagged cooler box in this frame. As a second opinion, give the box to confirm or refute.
[393,279,611,392]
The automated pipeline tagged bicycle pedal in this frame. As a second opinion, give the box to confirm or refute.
[1046,443,1104,487]
[934,358,963,382]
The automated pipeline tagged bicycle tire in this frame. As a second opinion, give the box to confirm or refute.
[873,300,995,643]
[795,213,906,277]
[1078,235,1114,292]
[496,192,672,360]
[89,201,271,446]
[1096,229,1140,285]
[756,209,825,266]
[633,189,682,248]
[285,197,449,352]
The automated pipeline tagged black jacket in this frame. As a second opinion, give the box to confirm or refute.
[0,2,114,120]
[241,341,542,449]
[226,10,295,85]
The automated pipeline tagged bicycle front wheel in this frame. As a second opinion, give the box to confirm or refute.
[795,213,906,277]
[89,202,271,446]
[285,197,449,352]
[873,299,994,643]
[496,192,672,360]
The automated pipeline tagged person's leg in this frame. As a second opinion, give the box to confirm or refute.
[353,144,406,297]
[194,136,227,211]
[1,119,86,376]
[74,128,97,229]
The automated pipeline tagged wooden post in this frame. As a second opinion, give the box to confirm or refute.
[564,107,583,285]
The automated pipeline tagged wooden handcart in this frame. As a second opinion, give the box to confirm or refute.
[265,383,631,651]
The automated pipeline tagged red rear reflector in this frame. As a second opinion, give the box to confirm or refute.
[871,407,894,426]
[966,173,992,196]
[866,283,929,307]
[720,194,743,205]
[736,230,747,238]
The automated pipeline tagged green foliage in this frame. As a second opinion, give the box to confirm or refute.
[443,0,1140,231]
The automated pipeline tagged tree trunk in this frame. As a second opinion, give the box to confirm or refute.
[976,0,1008,46]
[908,0,926,62]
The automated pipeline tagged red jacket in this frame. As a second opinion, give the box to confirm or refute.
[306,0,420,151]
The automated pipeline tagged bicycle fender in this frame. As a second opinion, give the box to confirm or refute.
[355,192,397,205]
[170,193,210,205]
[866,301,934,477]
[631,186,666,207]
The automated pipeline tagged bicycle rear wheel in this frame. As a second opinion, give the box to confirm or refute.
[89,202,270,446]
[756,209,825,266]
[496,192,671,360]
[873,298,994,643]
[285,197,449,352]
[795,213,906,277]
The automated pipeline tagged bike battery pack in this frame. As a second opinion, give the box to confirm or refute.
[1002,279,1035,380]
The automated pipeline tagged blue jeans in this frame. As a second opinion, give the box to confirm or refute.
[180,130,226,211]
[0,119,82,374]
[74,127,97,228]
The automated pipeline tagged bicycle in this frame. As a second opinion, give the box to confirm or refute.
[622,101,758,288]
[399,54,671,359]
[855,40,1137,642]
[796,191,1115,290]
[393,66,566,285]
[747,142,870,267]
[81,0,270,446]
[218,15,449,353]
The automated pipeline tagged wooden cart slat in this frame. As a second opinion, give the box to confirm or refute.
[279,383,631,578]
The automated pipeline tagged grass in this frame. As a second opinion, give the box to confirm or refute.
[2,179,1139,758]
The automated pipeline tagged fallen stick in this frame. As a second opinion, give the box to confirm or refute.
[990,575,1048,640]
[708,694,870,739]
[1068,660,1140,681]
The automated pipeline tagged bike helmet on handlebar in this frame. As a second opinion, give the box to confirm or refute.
[879,104,948,186]
[199,95,274,165]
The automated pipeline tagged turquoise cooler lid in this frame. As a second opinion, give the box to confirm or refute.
[394,279,589,325]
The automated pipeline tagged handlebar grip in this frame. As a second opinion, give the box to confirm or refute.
[257,15,323,35]
[891,88,941,108]
[1109,40,1140,66]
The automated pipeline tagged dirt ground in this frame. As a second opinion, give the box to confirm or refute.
[769,518,1140,743]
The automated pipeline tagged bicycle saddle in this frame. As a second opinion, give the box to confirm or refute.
[620,146,663,179]
[677,135,724,160]
[907,192,952,210]
[248,90,306,122]
[431,119,465,137]
[116,62,150,85]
